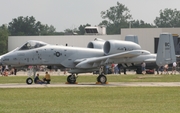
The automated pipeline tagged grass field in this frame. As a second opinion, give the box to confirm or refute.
[0,74,180,113]
[0,87,180,113]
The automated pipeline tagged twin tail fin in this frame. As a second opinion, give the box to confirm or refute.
[156,33,176,66]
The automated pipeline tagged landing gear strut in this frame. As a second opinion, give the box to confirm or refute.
[26,66,37,85]
[96,66,107,84]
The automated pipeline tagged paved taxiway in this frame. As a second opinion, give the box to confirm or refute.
[0,82,180,88]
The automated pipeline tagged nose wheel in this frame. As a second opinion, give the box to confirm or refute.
[26,78,33,85]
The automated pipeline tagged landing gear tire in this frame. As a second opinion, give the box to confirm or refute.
[97,74,107,84]
[26,78,33,85]
[67,75,76,84]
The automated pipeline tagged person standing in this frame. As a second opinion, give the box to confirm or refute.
[14,68,17,75]
[171,62,177,75]
[117,64,122,74]
[105,65,109,74]
[111,64,115,74]
[114,64,119,74]
[159,66,164,75]
[141,62,146,74]
[164,64,169,74]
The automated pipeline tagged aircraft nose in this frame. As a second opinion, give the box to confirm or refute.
[0,55,10,65]
[0,56,5,65]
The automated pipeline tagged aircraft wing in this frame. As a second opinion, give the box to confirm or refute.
[75,50,149,68]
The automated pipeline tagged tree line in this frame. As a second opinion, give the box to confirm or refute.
[1,2,180,55]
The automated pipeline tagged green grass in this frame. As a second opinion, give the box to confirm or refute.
[1,74,180,113]
[0,87,180,113]
[1,74,180,84]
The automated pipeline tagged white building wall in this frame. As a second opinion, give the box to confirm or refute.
[162,28,180,35]
[8,35,122,51]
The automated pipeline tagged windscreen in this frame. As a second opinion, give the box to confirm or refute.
[19,40,47,50]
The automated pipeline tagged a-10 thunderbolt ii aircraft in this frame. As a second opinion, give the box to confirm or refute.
[0,33,176,84]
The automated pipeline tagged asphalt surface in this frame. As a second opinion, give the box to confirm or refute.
[0,82,180,88]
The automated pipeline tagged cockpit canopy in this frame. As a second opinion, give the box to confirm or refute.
[19,40,47,50]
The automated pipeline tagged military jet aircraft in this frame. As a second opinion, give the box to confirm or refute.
[0,33,176,84]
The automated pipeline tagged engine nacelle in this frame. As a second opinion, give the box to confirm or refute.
[87,38,105,49]
[103,40,141,55]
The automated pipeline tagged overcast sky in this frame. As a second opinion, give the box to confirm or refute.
[1,0,180,32]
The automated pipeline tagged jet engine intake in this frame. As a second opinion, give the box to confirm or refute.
[87,40,105,49]
[103,40,141,55]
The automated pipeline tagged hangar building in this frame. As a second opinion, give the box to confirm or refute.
[8,27,180,55]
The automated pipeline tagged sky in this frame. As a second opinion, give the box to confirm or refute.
[1,0,180,32]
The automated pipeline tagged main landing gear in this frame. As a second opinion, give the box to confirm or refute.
[96,66,107,84]
[66,66,108,84]
[66,73,107,84]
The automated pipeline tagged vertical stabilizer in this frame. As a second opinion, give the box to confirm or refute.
[156,33,176,66]
[125,35,139,44]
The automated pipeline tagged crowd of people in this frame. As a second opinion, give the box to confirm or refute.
[105,61,178,75]
[0,65,17,76]
[105,64,127,75]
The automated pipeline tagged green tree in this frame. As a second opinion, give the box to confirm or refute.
[39,24,56,35]
[8,16,56,36]
[77,24,91,35]
[154,8,180,27]
[99,20,109,26]
[101,2,132,24]
[0,24,8,54]
[131,20,155,28]
[100,2,132,34]
[64,28,79,35]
